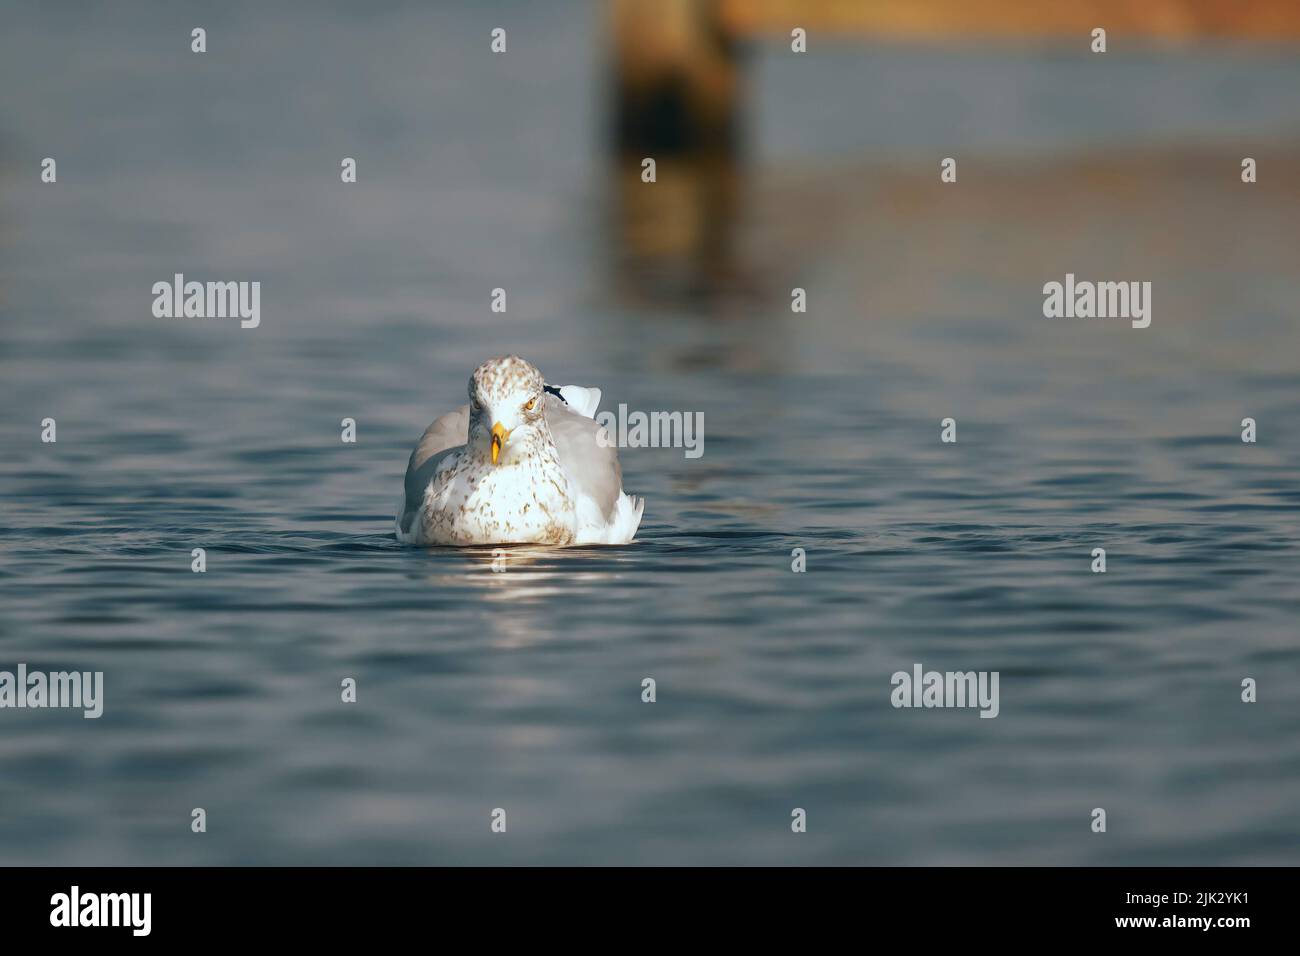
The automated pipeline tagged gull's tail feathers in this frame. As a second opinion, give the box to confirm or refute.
[556,385,602,419]
[574,489,643,546]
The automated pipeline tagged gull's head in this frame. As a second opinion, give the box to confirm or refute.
[468,355,547,465]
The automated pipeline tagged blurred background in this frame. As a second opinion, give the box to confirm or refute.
[1,1,1298,865]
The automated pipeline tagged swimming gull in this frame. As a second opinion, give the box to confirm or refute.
[395,355,645,546]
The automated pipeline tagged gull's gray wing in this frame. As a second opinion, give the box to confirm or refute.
[546,395,621,521]
[398,404,469,535]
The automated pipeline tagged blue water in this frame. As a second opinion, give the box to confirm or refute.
[1,2,1298,864]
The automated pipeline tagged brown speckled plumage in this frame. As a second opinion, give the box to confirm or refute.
[395,356,644,547]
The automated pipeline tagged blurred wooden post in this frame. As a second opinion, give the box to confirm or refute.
[610,0,741,157]
[608,0,747,303]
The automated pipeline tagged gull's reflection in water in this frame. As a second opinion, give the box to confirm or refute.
[422,545,629,649]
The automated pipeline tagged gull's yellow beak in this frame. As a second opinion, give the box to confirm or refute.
[491,422,510,465]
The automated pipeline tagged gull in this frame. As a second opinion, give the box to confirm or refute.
[395,355,645,546]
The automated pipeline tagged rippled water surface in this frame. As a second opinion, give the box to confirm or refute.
[2,3,1299,864]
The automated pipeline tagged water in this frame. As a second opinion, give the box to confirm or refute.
[2,2,1299,864]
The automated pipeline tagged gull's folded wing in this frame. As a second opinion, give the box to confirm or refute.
[398,404,469,536]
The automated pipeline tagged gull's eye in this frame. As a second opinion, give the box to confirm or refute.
[524,398,536,412]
